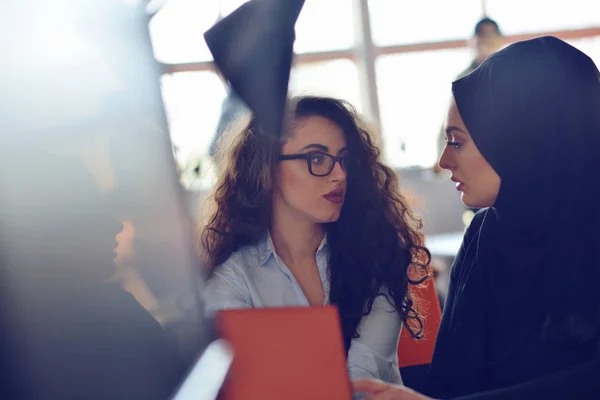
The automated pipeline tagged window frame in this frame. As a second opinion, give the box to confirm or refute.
[156,0,600,167]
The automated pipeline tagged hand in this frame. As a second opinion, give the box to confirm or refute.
[353,379,434,400]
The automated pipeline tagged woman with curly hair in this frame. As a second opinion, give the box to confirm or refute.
[202,96,430,383]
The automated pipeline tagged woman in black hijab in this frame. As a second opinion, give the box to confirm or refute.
[353,36,600,399]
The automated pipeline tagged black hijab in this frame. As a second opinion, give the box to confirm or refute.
[428,36,600,397]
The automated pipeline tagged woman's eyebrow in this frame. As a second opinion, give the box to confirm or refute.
[300,144,328,151]
[445,126,467,136]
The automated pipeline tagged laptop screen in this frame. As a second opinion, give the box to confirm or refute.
[0,1,220,398]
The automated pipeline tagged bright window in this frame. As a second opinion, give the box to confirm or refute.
[376,48,472,168]
[485,0,600,34]
[289,59,363,113]
[368,0,483,46]
[294,0,356,53]
[568,36,600,67]
[149,0,356,64]
[160,71,227,189]
[149,0,219,64]
[151,0,600,175]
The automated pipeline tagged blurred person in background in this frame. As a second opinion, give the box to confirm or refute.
[460,17,504,80]
[2,146,182,399]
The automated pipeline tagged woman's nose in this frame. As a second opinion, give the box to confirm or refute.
[438,146,454,171]
[329,160,347,182]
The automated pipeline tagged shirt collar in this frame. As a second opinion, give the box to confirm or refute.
[257,232,328,266]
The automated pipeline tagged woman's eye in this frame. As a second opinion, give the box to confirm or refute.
[447,141,461,149]
[339,156,351,169]
[309,153,326,164]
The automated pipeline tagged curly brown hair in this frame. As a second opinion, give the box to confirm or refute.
[201,96,430,352]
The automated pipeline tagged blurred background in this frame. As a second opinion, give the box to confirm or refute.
[150,0,599,298]
[149,0,600,188]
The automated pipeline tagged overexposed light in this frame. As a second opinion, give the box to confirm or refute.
[4,3,125,133]
[219,0,249,17]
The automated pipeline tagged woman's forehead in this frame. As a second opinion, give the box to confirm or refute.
[285,116,346,151]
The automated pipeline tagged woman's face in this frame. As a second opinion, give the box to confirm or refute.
[438,99,501,208]
[274,115,349,224]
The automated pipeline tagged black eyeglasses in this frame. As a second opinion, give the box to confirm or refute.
[278,151,350,177]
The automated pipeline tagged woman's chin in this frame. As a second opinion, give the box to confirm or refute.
[312,211,341,224]
[461,193,491,209]
[460,193,477,208]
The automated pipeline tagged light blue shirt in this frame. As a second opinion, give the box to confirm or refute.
[203,234,403,384]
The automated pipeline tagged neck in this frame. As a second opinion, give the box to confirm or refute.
[270,199,324,267]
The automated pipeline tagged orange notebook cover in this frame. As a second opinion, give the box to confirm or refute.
[214,306,352,400]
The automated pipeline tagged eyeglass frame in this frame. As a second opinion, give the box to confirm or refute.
[278,151,350,177]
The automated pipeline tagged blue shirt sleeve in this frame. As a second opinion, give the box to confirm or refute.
[347,292,403,384]
[203,261,252,315]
